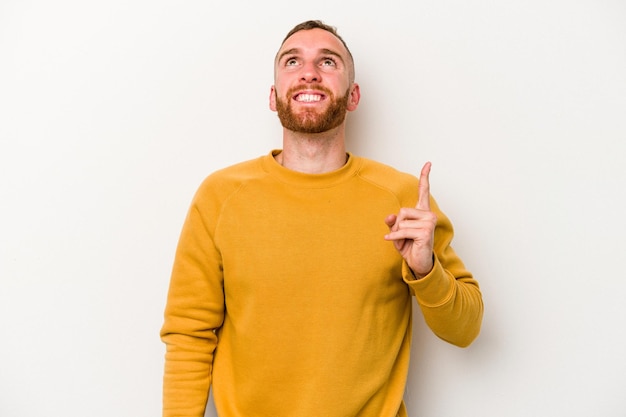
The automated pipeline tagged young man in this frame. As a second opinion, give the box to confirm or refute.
[161,20,483,417]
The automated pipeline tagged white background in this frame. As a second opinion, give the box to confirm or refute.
[1,1,625,416]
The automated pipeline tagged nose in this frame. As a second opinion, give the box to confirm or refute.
[300,62,320,83]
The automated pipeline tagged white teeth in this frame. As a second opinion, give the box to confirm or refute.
[296,94,322,102]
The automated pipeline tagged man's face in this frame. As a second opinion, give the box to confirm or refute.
[270,28,359,134]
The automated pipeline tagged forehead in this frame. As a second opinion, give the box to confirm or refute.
[276,28,348,61]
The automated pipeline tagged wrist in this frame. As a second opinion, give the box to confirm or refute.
[408,254,434,280]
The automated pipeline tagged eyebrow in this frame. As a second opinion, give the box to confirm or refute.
[276,47,345,66]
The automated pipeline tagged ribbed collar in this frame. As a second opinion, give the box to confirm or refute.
[261,150,361,188]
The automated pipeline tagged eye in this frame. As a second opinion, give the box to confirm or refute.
[285,57,298,66]
[321,57,337,67]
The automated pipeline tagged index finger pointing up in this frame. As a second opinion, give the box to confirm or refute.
[416,162,432,210]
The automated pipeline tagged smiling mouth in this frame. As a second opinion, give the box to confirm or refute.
[294,93,324,103]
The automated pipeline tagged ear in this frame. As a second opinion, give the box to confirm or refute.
[346,83,361,112]
[269,86,277,111]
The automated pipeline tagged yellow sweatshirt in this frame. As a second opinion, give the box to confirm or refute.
[161,151,483,417]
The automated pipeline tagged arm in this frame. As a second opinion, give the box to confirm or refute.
[384,162,483,347]
[160,193,225,417]
[403,202,483,347]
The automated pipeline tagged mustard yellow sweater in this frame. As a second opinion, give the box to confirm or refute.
[161,151,483,417]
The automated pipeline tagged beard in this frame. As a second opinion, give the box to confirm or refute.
[274,86,350,134]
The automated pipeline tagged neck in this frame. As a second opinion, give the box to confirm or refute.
[277,126,348,174]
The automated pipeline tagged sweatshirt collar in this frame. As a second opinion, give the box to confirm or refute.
[262,150,360,188]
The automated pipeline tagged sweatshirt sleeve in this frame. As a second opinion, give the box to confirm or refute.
[403,197,484,348]
[160,185,225,417]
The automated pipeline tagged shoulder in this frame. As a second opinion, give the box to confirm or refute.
[206,157,265,184]
[192,156,268,204]
[354,156,420,202]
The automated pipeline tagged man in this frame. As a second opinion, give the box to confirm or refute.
[161,20,483,417]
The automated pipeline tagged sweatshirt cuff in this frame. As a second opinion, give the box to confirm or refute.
[402,255,455,307]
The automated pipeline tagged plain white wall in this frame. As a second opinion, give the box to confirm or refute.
[1,1,625,416]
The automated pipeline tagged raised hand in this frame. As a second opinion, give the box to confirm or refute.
[384,162,437,278]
